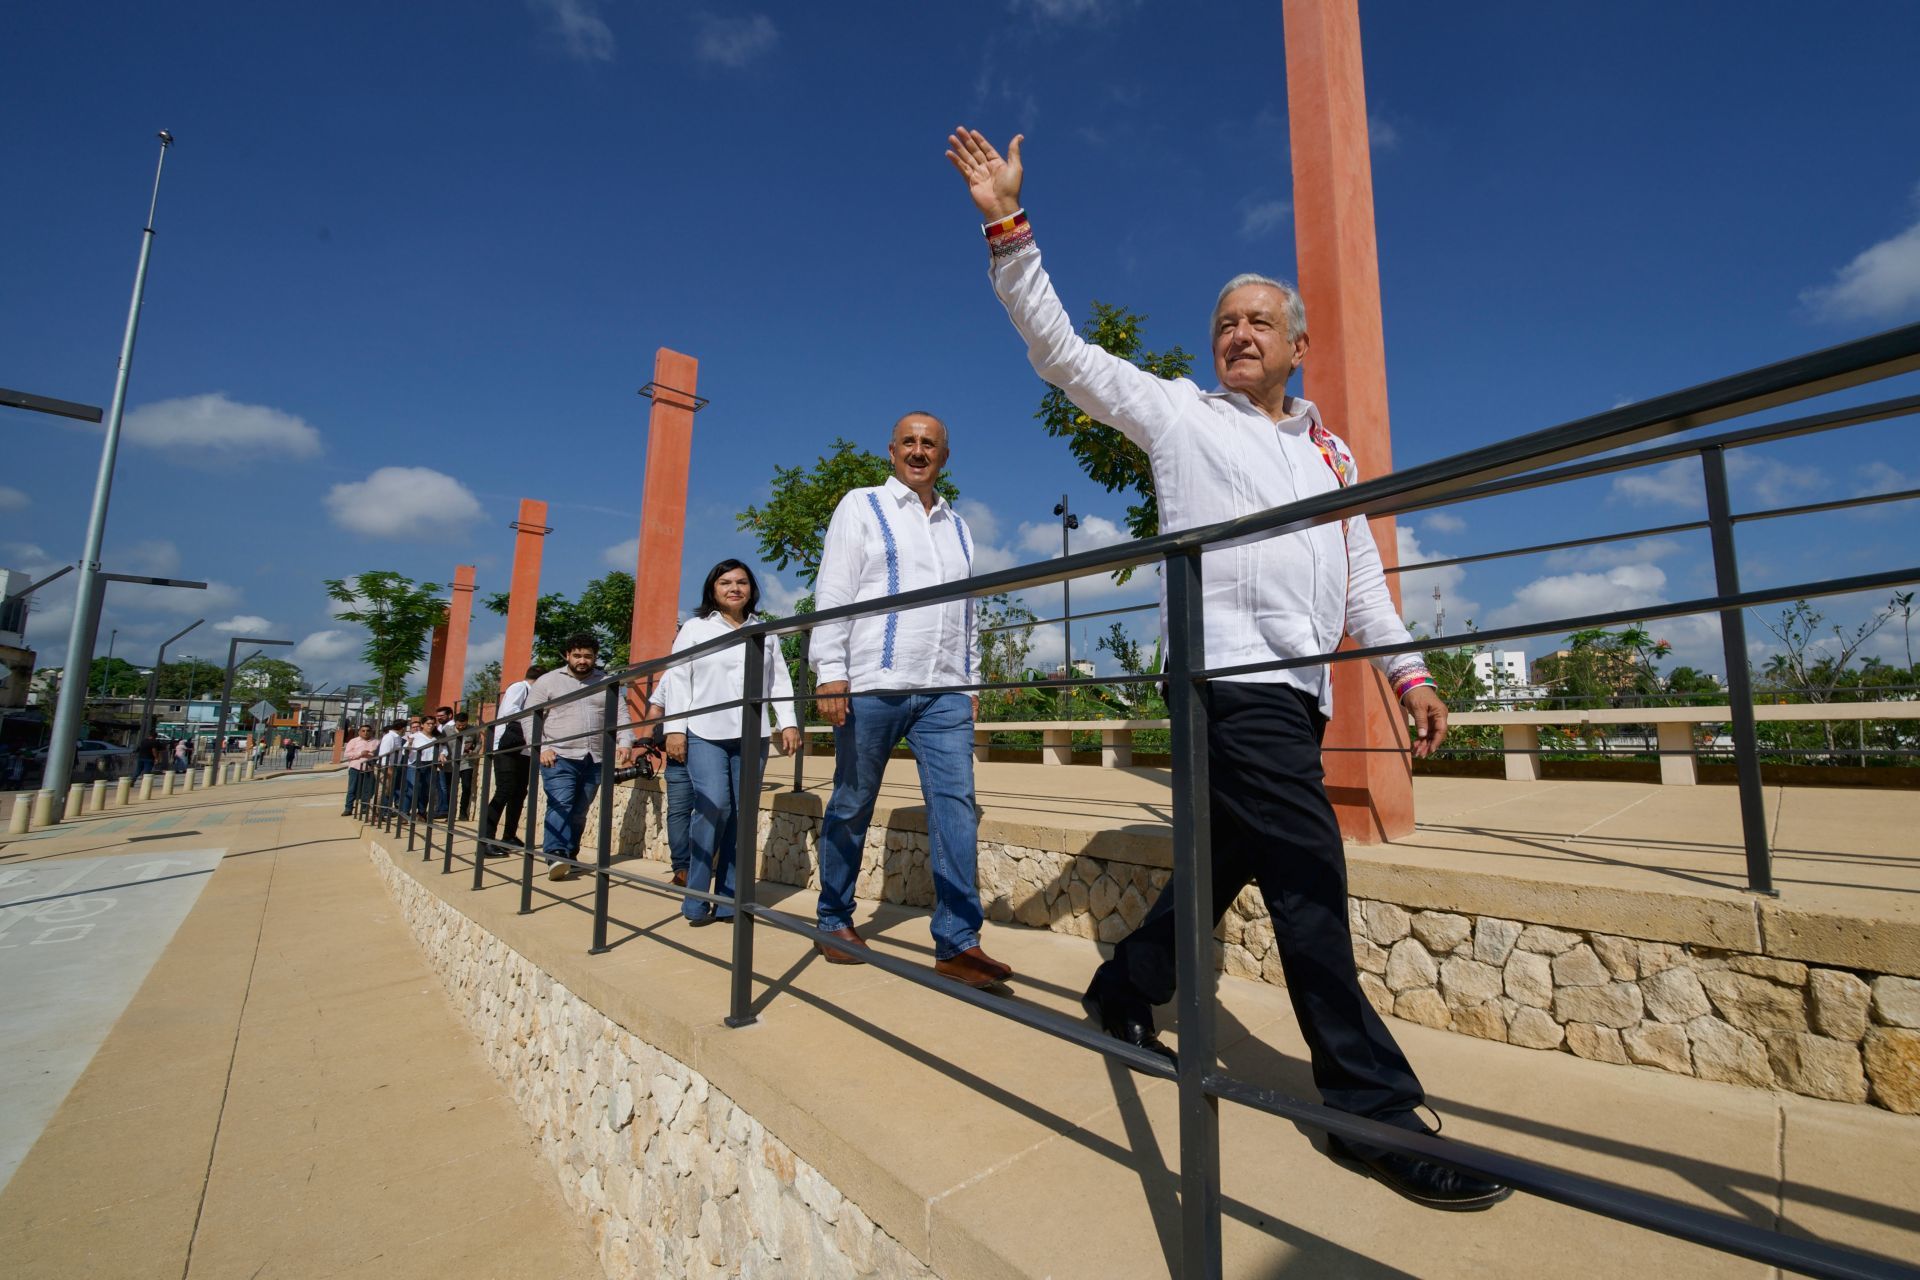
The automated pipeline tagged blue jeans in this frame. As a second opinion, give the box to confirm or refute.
[396,765,415,813]
[817,692,981,960]
[665,757,693,874]
[540,756,601,864]
[684,736,762,921]
[408,765,438,816]
[344,769,371,812]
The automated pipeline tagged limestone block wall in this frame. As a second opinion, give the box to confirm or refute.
[597,781,1920,1114]
[369,840,935,1280]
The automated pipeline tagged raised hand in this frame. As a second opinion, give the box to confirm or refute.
[945,127,1024,220]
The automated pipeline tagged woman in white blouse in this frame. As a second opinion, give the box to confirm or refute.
[657,561,801,924]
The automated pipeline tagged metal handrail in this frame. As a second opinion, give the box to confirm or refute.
[351,322,1920,1280]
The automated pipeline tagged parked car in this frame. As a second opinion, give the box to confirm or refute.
[23,739,137,780]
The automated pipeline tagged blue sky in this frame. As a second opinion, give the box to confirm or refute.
[5,0,1918,692]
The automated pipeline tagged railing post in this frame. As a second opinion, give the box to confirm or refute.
[441,731,460,874]
[406,747,419,853]
[1700,447,1775,896]
[590,682,619,955]
[1165,549,1221,1279]
[473,725,494,891]
[727,637,767,1028]
[790,631,809,795]
[520,709,543,915]
[420,740,436,862]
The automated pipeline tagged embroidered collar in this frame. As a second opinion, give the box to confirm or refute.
[884,473,950,518]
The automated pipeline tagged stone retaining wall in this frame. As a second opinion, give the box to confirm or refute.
[369,838,936,1280]
[593,780,1920,1114]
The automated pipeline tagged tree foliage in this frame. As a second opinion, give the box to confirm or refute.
[88,656,148,698]
[482,570,635,669]
[153,656,225,701]
[324,571,447,713]
[1532,625,1671,709]
[466,659,503,710]
[1035,302,1192,582]
[737,438,959,590]
[236,657,306,715]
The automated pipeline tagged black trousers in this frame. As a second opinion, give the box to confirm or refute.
[483,752,531,842]
[1110,680,1425,1122]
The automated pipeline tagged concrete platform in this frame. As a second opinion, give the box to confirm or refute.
[0,777,601,1279]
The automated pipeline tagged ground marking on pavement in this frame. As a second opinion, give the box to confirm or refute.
[0,848,227,1192]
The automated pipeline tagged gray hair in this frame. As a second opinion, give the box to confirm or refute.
[1212,273,1307,342]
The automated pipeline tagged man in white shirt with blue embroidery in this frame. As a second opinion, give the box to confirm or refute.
[947,127,1508,1212]
[810,412,1012,990]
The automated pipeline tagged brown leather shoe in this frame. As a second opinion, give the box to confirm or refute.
[671,869,688,887]
[934,951,1004,989]
[816,926,869,965]
[954,946,1013,981]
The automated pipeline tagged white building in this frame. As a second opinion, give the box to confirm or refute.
[1473,649,1529,691]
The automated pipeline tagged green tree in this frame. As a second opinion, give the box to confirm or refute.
[466,659,503,709]
[1534,625,1670,709]
[1095,620,1144,678]
[324,571,448,713]
[979,593,1039,712]
[737,438,960,589]
[1423,646,1488,707]
[89,656,148,698]
[235,656,305,714]
[482,570,635,668]
[1664,666,1722,706]
[153,656,224,701]
[1035,302,1192,583]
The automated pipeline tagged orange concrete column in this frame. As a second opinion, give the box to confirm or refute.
[424,618,449,712]
[436,565,477,710]
[331,727,345,765]
[503,499,550,692]
[1285,0,1413,843]
[628,350,702,717]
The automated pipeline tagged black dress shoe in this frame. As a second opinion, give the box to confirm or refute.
[1081,968,1177,1068]
[1325,1133,1513,1212]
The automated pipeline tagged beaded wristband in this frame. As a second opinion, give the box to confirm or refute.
[984,209,1035,260]
[1392,672,1436,700]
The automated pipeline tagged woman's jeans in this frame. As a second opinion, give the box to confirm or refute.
[684,735,764,921]
[665,757,693,875]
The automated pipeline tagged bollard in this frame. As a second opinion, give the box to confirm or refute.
[8,801,29,836]
[161,771,175,796]
[138,774,154,802]
[192,766,205,790]
[245,761,256,780]
[91,779,109,811]
[115,778,132,807]
[68,783,88,819]
[32,790,57,827]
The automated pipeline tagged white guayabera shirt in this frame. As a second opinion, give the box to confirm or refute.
[811,475,981,696]
[656,613,798,742]
[989,237,1427,717]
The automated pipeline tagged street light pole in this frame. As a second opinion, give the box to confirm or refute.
[1053,495,1079,718]
[96,628,119,696]
[141,618,204,739]
[211,635,291,783]
[41,130,175,810]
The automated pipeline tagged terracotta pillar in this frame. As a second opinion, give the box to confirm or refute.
[436,565,477,710]
[503,499,550,691]
[628,349,703,718]
[424,618,449,712]
[1285,0,1413,843]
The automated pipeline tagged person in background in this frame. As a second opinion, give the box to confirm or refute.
[174,738,189,774]
[283,736,298,771]
[482,664,545,854]
[453,711,476,820]
[406,716,439,817]
[377,719,408,814]
[655,561,800,924]
[342,723,378,815]
[527,635,635,881]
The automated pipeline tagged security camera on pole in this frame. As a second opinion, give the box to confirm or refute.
[39,131,175,820]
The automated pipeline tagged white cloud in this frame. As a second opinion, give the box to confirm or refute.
[1013,0,1140,21]
[1801,186,1920,322]
[1368,115,1400,151]
[1421,511,1467,535]
[1728,452,1826,508]
[293,629,359,664]
[695,13,777,67]
[117,393,322,464]
[527,0,614,62]
[1485,563,1667,632]
[1858,460,1914,495]
[326,466,483,541]
[1610,459,1700,508]
[468,632,506,668]
[1396,527,1480,635]
[1239,199,1291,240]
[602,537,638,570]
[213,615,275,634]
[0,486,28,511]
[1016,512,1129,557]
[756,573,805,618]
[1543,537,1685,573]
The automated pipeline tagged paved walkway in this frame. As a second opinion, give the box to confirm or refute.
[0,774,600,1279]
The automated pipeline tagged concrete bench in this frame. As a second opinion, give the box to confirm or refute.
[1448,702,1920,784]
